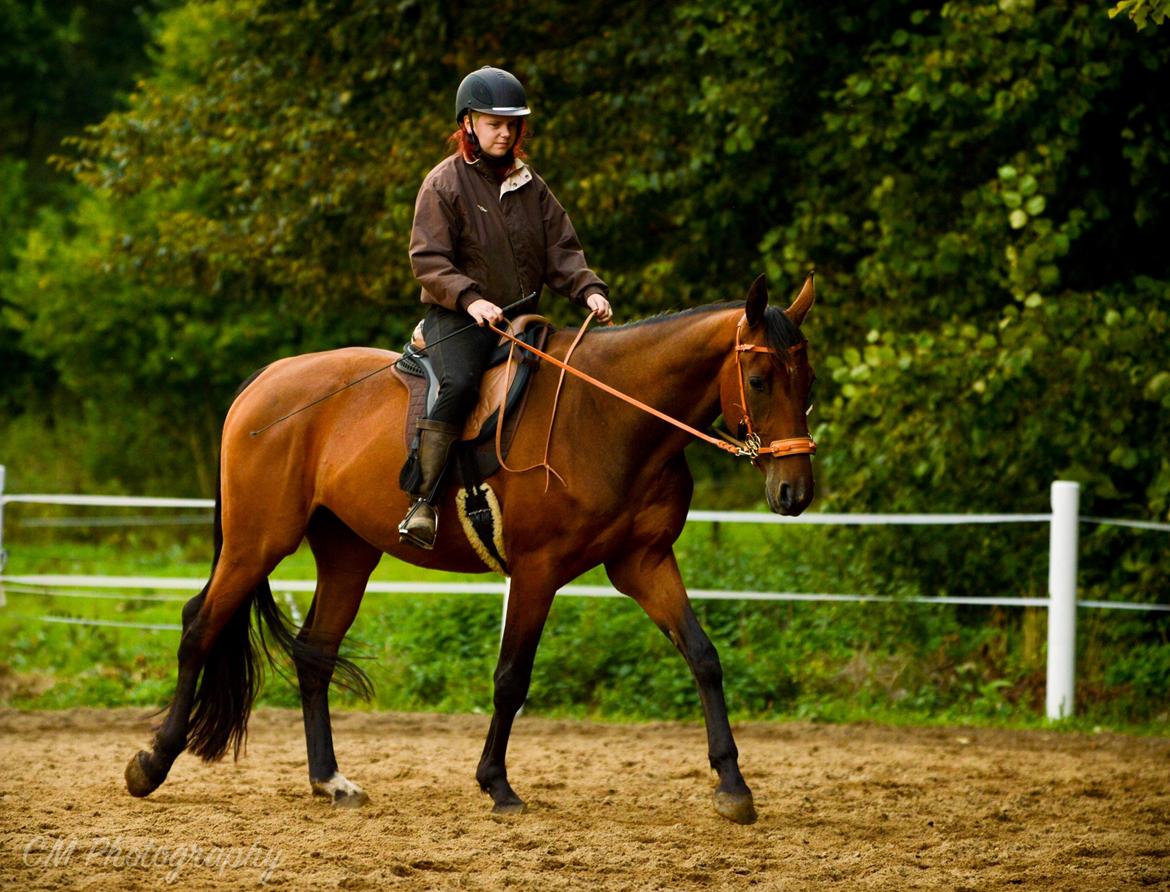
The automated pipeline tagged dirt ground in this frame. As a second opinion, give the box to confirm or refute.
[1,708,1167,891]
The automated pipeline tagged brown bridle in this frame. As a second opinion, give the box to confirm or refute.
[488,312,817,463]
[725,316,818,461]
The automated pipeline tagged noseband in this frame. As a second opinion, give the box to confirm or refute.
[725,315,818,462]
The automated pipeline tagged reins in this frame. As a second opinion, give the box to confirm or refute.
[489,312,594,491]
[487,312,817,463]
[248,301,816,469]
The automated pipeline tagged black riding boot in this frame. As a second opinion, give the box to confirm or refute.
[398,419,461,550]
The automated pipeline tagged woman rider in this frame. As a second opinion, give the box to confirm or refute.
[400,65,612,549]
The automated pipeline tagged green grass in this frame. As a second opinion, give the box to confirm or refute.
[1,519,1167,735]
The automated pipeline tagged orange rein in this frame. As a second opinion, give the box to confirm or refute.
[487,313,817,463]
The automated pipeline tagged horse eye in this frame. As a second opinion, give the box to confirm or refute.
[749,376,765,392]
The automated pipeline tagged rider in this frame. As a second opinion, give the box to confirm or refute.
[400,65,612,550]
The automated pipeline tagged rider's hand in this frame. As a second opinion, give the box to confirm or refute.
[466,298,505,327]
[585,292,613,324]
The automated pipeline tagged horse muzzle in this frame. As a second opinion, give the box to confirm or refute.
[764,456,814,516]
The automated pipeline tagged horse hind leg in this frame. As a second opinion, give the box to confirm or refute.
[299,509,379,808]
[125,554,276,797]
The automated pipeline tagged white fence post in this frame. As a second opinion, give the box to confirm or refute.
[499,577,511,651]
[500,576,525,715]
[1046,480,1080,720]
[0,464,7,574]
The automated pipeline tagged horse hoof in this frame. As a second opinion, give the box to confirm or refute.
[491,798,527,815]
[713,790,758,825]
[125,751,162,798]
[311,773,369,809]
[332,789,370,809]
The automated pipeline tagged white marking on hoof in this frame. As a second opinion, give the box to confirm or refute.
[311,772,369,808]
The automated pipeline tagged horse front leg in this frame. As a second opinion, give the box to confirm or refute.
[606,546,757,824]
[475,573,555,814]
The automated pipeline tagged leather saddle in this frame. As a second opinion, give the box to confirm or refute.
[392,314,550,480]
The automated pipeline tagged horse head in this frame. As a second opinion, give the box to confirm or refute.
[719,274,817,515]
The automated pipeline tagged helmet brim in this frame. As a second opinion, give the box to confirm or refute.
[463,105,531,118]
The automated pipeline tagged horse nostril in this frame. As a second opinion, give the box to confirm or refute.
[779,482,792,510]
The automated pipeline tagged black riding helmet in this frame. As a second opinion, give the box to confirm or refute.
[455,66,531,122]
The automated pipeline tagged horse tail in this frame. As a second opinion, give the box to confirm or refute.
[185,500,258,761]
[185,367,263,762]
[188,554,375,764]
[185,366,373,763]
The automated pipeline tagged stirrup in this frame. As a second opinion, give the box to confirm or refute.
[398,499,438,550]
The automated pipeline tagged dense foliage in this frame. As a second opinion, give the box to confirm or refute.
[2,1,1167,721]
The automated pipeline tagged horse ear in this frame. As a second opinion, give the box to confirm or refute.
[745,274,768,328]
[785,271,815,327]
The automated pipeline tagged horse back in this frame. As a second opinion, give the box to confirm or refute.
[221,346,410,493]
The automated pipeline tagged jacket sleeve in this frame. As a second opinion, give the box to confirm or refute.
[408,180,481,312]
[539,180,608,306]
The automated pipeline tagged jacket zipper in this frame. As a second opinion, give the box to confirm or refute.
[496,186,530,309]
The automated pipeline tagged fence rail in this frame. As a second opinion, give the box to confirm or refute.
[2,465,1167,720]
[7,574,1168,612]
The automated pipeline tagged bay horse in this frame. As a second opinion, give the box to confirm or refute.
[124,273,817,825]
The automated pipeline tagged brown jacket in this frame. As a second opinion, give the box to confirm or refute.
[409,153,607,315]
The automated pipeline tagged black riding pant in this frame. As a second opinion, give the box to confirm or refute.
[421,305,500,427]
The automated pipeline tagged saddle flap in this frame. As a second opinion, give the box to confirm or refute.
[464,364,515,440]
[462,319,548,440]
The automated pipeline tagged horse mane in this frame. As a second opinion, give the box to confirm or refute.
[600,301,806,355]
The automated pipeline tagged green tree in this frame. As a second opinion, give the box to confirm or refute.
[1,0,174,470]
[1111,0,1170,30]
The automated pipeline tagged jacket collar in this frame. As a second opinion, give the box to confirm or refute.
[499,158,532,198]
[463,154,533,199]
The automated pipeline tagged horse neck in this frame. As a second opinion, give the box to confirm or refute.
[577,308,739,459]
